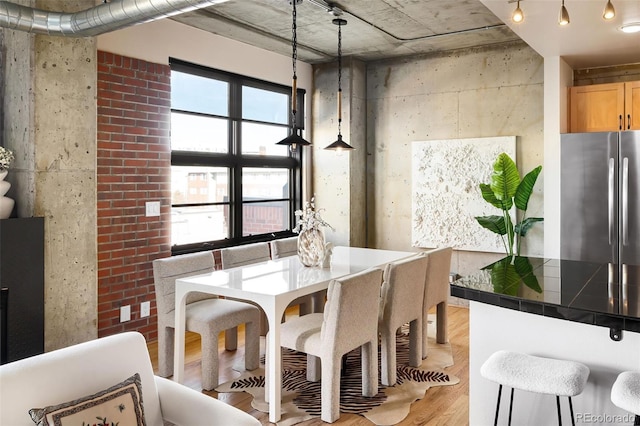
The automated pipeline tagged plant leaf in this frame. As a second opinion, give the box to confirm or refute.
[475,215,507,235]
[514,217,544,236]
[515,165,542,211]
[514,256,542,293]
[479,183,505,209]
[490,256,520,296]
[490,153,520,203]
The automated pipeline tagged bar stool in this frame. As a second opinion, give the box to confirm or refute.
[611,371,640,426]
[481,350,590,426]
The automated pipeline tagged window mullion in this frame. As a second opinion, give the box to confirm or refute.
[230,79,243,242]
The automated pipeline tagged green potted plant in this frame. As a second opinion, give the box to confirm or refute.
[475,152,543,294]
[475,152,543,257]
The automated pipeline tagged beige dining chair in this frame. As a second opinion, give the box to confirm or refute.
[152,251,260,390]
[379,254,429,386]
[269,236,317,315]
[421,247,453,359]
[220,242,272,335]
[275,268,384,423]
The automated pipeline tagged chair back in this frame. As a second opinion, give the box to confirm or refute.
[0,332,163,426]
[270,236,298,259]
[152,251,215,319]
[220,242,270,269]
[322,268,383,355]
[422,247,453,309]
[380,254,429,326]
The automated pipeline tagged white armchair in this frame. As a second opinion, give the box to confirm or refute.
[0,332,260,426]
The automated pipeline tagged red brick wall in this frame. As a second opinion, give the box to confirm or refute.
[96,51,171,341]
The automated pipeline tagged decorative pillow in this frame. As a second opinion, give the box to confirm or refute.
[29,373,146,426]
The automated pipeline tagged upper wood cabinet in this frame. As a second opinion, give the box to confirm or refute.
[569,81,640,132]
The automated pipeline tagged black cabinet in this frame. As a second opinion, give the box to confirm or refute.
[0,217,44,363]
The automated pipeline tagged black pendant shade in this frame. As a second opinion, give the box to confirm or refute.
[325,17,354,151]
[325,134,354,151]
[277,0,310,149]
[276,126,310,147]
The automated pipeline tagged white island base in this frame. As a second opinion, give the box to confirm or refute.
[469,301,640,425]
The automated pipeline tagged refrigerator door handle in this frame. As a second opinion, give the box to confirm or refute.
[608,157,615,245]
[622,157,629,246]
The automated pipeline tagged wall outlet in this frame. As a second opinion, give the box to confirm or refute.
[141,301,150,318]
[145,201,160,217]
[120,305,131,322]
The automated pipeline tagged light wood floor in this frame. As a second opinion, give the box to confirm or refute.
[147,305,469,425]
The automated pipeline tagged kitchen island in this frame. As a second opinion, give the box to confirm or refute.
[452,256,640,425]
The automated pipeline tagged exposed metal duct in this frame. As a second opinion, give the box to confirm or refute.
[0,0,229,37]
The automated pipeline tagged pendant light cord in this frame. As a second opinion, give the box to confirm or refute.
[291,1,298,126]
[337,20,342,135]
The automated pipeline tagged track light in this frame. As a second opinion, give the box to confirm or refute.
[512,0,523,23]
[558,0,570,26]
[603,0,615,20]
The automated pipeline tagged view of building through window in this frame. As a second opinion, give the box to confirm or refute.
[169,61,302,251]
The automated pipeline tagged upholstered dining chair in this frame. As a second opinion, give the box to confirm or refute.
[220,242,272,335]
[152,251,260,390]
[274,268,384,423]
[421,247,453,359]
[378,254,429,386]
[270,236,317,315]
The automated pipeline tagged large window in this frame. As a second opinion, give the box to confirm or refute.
[170,59,304,253]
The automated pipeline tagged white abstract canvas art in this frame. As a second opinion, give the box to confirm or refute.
[412,136,516,252]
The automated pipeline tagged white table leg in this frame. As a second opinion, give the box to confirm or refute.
[173,287,188,383]
[265,299,287,423]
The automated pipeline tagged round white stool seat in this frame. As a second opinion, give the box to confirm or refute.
[611,371,640,416]
[481,350,590,397]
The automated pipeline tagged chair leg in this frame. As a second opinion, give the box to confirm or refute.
[157,326,174,378]
[409,318,422,368]
[361,340,378,397]
[494,384,502,426]
[568,397,575,426]
[380,326,397,386]
[422,310,430,360]
[244,318,259,371]
[200,331,220,391]
[225,326,238,351]
[436,301,448,344]
[321,356,341,423]
[556,395,562,426]
[507,388,514,426]
[307,354,321,382]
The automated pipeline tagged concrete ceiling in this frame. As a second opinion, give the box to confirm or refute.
[172,0,640,69]
[171,0,522,64]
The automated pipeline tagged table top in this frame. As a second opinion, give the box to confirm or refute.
[451,256,640,334]
[175,246,414,300]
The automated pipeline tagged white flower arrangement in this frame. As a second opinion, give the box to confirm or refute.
[0,147,15,171]
[294,196,334,233]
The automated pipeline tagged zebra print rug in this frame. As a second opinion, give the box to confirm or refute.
[216,318,459,426]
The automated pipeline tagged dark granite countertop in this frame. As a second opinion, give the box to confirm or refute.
[451,256,640,336]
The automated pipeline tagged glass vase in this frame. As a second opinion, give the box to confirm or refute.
[297,227,325,267]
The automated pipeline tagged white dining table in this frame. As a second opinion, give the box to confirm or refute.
[173,245,413,423]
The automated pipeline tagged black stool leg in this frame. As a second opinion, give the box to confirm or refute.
[494,384,503,426]
[568,397,575,426]
[556,395,562,426]
[507,388,514,426]
[634,414,639,426]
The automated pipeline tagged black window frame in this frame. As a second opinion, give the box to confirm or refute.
[169,58,304,255]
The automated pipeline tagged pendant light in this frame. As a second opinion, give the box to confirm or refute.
[325,18,354,151]
[276,0,310,150]
[558,0,570,26]
[603,0,615,20]
[512,0,524,23]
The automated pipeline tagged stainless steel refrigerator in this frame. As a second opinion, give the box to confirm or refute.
[560,131,639,316]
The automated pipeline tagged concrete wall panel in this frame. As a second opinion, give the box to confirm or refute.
[367,41,544,258]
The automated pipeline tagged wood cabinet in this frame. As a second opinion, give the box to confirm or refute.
[569,81,640,132]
